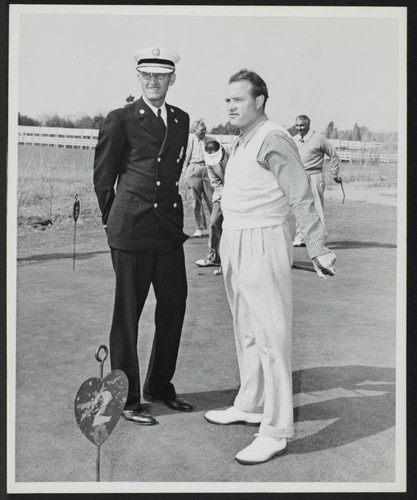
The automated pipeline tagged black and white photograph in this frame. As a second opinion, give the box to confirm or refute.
[6,4,407,494]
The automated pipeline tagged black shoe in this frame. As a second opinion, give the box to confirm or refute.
[143,393,194,412]
[122,407,157,425]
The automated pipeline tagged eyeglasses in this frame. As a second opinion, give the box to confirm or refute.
[138,72,169,81]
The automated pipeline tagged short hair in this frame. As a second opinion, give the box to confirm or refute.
[228,69,269,108]
[296,115,310,125]
[205,140,221,154]
[191,119,206,132]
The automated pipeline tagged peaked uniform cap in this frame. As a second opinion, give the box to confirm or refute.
[134,47,180,74]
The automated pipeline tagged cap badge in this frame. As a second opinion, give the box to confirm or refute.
[152,48,160,56]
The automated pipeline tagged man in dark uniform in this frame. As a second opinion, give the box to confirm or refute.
[93,47,193,425]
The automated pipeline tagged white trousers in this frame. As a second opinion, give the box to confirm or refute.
[295,171,325,242]
[220,223,295,438]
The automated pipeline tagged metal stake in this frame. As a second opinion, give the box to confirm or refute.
[75,344,127,483]
[95,345,108,379]
[73,223,77,270]
[340,180,346,204]
[94,345,108,482]
[96,447,100,482]
[73,194,80,269]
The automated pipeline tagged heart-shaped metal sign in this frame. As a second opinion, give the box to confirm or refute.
[74,369,128,447]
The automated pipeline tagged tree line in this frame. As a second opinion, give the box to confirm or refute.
[18,106,397,149]
[321,121,397,146]
[18,112,106,130]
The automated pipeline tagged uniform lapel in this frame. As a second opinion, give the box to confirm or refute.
[158,103,180,156]
[135,97,164,141]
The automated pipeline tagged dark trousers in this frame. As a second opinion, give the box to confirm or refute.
[109,245,187,410]
[207,200,223,264]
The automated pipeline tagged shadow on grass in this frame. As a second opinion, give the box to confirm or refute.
[142,388,239,418]
[16,239,395,264]
[17,250,110,263]
[157,365,395,455]
[327,240,396,249]
[289,365,395,454]
[291,239,397,273]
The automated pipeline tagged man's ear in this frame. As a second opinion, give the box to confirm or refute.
[169,73,176,87]
[255,95,265,110]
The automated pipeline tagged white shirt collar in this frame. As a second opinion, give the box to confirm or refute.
[297,129,314,142]
[142,96,167,124]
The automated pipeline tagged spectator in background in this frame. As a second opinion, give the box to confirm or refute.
[292,115,342,247]
[182,119,214,237]
[195,140,229,273]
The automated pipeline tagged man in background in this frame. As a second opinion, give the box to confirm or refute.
[292,114,342,247]
[204,69,337,465]
[93,46,193,426]
[182,119,214,237]
[195,140,229,272]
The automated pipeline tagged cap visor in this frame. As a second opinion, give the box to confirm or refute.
[204,149,223,166]
[137,64,174,74]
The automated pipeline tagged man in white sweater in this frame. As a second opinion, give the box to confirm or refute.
[292,114,342,246]
[204,69,337,465]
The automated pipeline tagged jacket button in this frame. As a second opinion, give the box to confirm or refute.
[154,203,158,208]
[157,158,161,163]
[156,181,161,186]
[176,158,180,163]
[173,203,178,208]
[175,181,179,186]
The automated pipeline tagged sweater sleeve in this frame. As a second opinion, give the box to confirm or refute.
[257,130,331,259]
[321,136,340,176]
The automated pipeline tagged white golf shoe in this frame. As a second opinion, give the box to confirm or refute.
[204,406,263,426]
[235,434,287,465]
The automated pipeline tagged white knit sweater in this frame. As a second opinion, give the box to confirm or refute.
[221,121,290,230]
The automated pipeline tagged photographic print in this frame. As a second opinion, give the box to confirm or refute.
[7,4,407,494]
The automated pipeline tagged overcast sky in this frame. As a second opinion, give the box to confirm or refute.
[12,5,405,133]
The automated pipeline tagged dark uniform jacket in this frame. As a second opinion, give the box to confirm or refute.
[93,97,190,251]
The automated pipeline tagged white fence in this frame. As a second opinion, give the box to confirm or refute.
[17,126,397,163]
[336,150,397,164]
[327,138,397,163]
[329,139,382,151]
[17,126,236,150]
[18,126,99,148]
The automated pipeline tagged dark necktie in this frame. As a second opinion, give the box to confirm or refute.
[157,108,166,133]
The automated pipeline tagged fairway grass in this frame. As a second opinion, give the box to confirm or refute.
[14,144,398,260]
